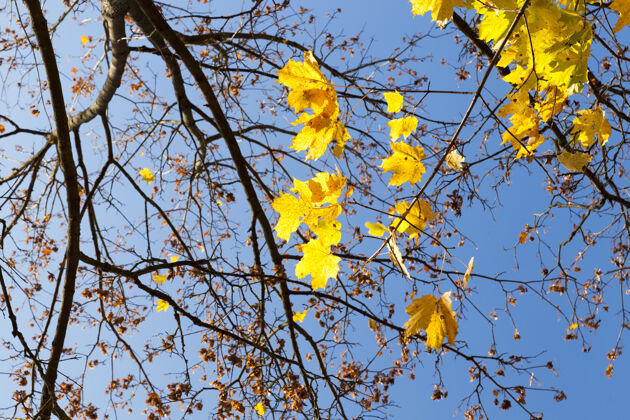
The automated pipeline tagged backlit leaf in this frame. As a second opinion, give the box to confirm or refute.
[380,142,426,186]
[557,150,592,172]
[383,91,404,113]
[295,238,340,290]
[387,116,418,141]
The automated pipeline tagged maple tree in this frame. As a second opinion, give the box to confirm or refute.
[0,0,628,419]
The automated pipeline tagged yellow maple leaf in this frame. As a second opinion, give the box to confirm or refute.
[170,256,179,262]
[153,273,167,284]
[557,150,592,172]
[410,0,465,27]
[139,168,155,184]
[291,116,350,160]
[365,221,388,237]
[295,238,340,290]
[571,106,611,148]
[306,171,347,204]
[463,257,474,289]
[387,116,418,141]
[81,35,89,45]
[383,91,404,113]
[254,402,266,415]
[272,172,346,242]
[611,0,630,32]
[292,309,308,323]
[156,299,169,312]
[271,192,308,241]
[391,199,436,239]
[380,142,426,186]
[445,150,465,171]
[277,51,350,160]
[310,219,341,247]
[404,291,458,350]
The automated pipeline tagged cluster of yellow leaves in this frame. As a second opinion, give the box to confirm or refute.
[404,292,458,350]
[497,87,567,158]
[383,91,419,141]
[272,172,347,290]
[277,51,350,160]
[379,91,427,188]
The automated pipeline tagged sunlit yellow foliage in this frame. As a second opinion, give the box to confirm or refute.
[391,199,436,239]
[611,0,630,32]
[271,171,346,242]
[410,0,465,26]
[571,106,611,148]
[404,291,458,350]
[292,309,308,323]
[380,142,426,186]
[139,168,155,184]
[365,221,388,237]
[383,91,404,113]
[156,299,169,312]
[295,238,341,290]
[387,116,418,141]
[277,51,350,160]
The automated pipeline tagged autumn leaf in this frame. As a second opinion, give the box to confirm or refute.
[368,318,379,332]
[0,124,5,133]
[386,235,411,279]
[170,256,179,262]
[611,0,630,33]
[383,91,404,113]
[271,192,308,241]
[391,199,436,239]
[365,221,388,237]
[277,51,350,160]
[156,299,169,312]
[293,309,308,323]
[446,150,465,171]
[380,142,426,186]
[387,116,418,141]
[404,291,458,350]
[271,172,346,242]
[463,257,474,289]
[254,402,266,416]
[139,168,155,184]
[410,0,465,27]
[153,273,167,284]
[571,106,611,148]
[81,35,89,45]
[310,219,342,247]
[557,150,592,172]
[295,238,341,290]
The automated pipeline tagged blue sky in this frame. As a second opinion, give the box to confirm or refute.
[0,0,627,419]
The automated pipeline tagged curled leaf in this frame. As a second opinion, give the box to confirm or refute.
[446,150,465,171]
